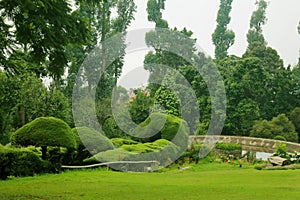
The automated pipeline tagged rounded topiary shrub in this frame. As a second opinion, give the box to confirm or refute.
[72,127,114,155]
[11,117,76,160]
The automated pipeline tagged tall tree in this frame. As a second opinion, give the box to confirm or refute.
[212,0,235,60]
[247,0,268,46]
[66,0,136,97]
[147,0,168,28]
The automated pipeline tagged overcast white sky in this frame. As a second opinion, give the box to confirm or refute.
[118,0,300,89]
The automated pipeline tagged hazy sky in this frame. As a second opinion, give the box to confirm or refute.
[118,0,300,89]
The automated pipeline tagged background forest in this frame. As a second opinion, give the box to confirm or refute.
[0,0,300,147]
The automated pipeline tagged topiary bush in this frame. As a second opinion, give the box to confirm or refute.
[131,113,189,151]
[73,127,114,154]
[0,145,50,180]
[84,139,179,171]
[110,138,138,148]
[84,148,136,164]
[11,117,76,160]
[120,139,171,154]
[72,127,114,164]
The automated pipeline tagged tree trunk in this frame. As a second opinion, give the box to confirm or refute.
[19,104,26,126]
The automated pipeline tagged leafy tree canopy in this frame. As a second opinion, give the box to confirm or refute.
[0,0,88,80]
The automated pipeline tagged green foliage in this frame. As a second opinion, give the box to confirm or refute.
[275,144,287,158]
[273,135,287,141]
[254,164,263,170]
[212,0,235,59]
[121,143,155,153]
[289,107,300,142]
[179,143,211,163]
[0,71,72,142]
[129,89,154,124]
[0,145,49,180]
[0,0,88,78]
[147,0,168,28]
[215,143,242,151]
[154,86,180,116]
[85,139,179,168]
[120,139,170,154]
[132,113,189,150]
[102,117,127,139]
[12,117,76,149]
[250,114,298,142]
[110,138,138,148]
[72,127,114,155]
[83,148,135,164]
[247,0,268,46]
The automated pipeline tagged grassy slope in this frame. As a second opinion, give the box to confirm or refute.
[0,163,300,200]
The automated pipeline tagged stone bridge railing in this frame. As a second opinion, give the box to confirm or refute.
[189,135,300,153]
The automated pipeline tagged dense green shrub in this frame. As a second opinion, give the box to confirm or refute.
[254,164,263,170]
[102,117,126,139]
[121,143,155,153]
[0,145,50,180]
[73,127,114,153]
[273,135,287,141]
[178,143,211,163]
[110,138,138,148]
[120,139,171,154]
[72,127,114,164]
[131,113,189,151]
[250,114,298,142]
[11,117,76,160]
[289,107,300,142]
[84,148,136,164]
[215,143,242,151]
[274,144,287,158]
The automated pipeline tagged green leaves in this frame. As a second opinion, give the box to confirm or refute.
[0,0,88,79]
[212,0,235,60]
[147,0,168,28]
[247,0,268,46]
[250,114,298,142]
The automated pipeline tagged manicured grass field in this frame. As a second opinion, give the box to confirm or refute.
[1,163,300,200]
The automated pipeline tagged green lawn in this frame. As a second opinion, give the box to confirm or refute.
[1,163,300,200]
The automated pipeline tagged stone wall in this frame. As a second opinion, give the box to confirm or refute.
[189,135,300,153]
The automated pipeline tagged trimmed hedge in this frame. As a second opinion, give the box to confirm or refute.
[84,139,179,171]
[110,138,138,148]
[72,127,114,154]
[0,145,50,180]
[11,117,76,149]
[215,143,242,151]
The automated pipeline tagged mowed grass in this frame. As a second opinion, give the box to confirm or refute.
[1,163,300,200]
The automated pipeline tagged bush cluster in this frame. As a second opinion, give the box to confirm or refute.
[0,145,50,180]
